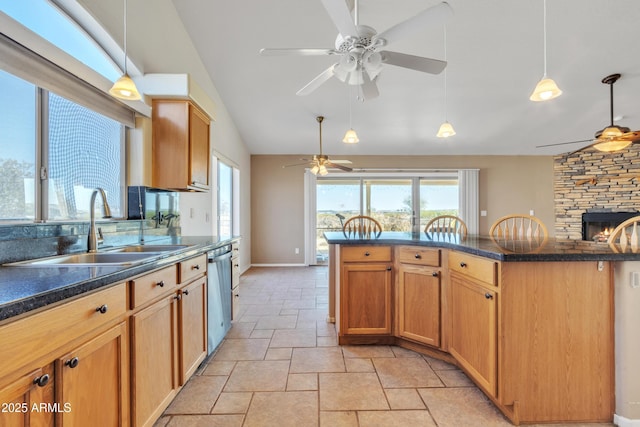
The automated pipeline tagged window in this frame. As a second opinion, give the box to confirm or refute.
[218,161,233,239]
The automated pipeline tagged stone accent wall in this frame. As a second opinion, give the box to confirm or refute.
[554,144,640,239]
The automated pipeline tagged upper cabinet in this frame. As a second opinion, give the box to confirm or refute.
[152,99,210,191]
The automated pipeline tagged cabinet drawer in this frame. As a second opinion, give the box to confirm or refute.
[449,252,498,286]
[130,266,177,308]
[341,246,391,262]
[0,283,126,380]
[397,246,440,267]
[179,254,207,283]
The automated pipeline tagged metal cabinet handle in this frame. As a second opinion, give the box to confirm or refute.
[174,294,182,301]
[156,280,165,288]
[96,304,108,314]
[192,264,200,270]
[459,262,467,268]
[485,292,493,300]
[386,266,392,271]
[183,290,190,296]
[364,251,370,256]
[415,253,422,259]
[432,271,439,277]
[65,357,79,369]
[33,374,50,387]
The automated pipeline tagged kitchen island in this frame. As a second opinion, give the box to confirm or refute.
[324,231,633,425]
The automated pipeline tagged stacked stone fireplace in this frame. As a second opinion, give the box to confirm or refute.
[554,144,640,240]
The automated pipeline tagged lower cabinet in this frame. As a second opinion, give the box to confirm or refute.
[341,262,392,336]
[0,364,54,427]
[131,294,178,427]
[397,264,441,347]
[56,321,128,426]
[448,272,497,397]
[178,277,207,384]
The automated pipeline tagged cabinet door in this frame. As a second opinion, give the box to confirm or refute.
[131,295,178,427]
[179,278,207,384]
[397,264,441,347]
[0,365,54,427]
[449,273,497,396]
[341,263,392,335]
[188,104,210,189]
[57,322,128,427]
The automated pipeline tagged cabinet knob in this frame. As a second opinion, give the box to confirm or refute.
[414,253,422,259]
[459,262,467,268]
[386,266,392,271]
[485,292,493,300]
[364,251,370,256]
[234,264,239,268]
[65,357,79,369]
[33,374,50,387]
[174,294,182,301]
[157,280,165,288]
[192,264,200,270]
[432,271,439,277]
[183,290,190,296]
[95,304,108,314]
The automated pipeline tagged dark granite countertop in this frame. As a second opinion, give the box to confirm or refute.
[324,231,640,262]
[0,235,239,323]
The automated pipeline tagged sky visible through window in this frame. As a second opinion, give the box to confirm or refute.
[0,0,120,81]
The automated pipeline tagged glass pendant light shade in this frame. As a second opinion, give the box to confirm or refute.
[109,74,141,100]
[342,129,359,144]
[436,121,456,138]
[110,0,142,101]
[529,76,562,101]
[318,164,329,176]
[310,164,320,175]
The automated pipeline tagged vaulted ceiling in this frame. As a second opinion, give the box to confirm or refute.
[173,0,640,157]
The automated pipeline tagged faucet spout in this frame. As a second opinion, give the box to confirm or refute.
[87,188,112,253]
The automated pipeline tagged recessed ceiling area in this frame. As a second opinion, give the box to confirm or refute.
[171,0,640,156]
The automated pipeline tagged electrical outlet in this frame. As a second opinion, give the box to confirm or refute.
[480,210,487,217]
[295,248,300,254]
[530,209,535,216]
[631,272,640,289]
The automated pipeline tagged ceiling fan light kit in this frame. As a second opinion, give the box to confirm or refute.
[260,0,453,99]
[529,0,561,102]
[110,0,141,101]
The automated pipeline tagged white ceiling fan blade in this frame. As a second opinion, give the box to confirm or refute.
[381,51,446,75]
[320,0,359,37]
[259,48,337,56]
[536,139,593,148]
[296,64,338,96]
[361,73,379,100]
[330,159,352,164]
[375,2,453,46]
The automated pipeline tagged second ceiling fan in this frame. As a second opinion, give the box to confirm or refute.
[260,0,453,100]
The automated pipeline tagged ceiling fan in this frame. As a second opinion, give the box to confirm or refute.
[283,116,353,175]
[537,73,640,155]
[260,0,453,99]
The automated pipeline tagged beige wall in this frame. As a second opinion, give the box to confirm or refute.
[251,155,554,264]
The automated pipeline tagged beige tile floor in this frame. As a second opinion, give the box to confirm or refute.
[155,266,615,427]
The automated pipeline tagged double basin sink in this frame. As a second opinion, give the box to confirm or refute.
[6,245,191,267]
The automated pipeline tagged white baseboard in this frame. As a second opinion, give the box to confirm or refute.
[249,263,308,268]
[615,414,640,427]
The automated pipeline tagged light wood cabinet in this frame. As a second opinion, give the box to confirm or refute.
[0,283,128,427]
[0,365,54,427]
[231,242,240,320]
[56,321,128,426]
[178,277,207,384]
[396,247,442,347]
[339,246,393,340]
[152,99,210,191]
[449,272,497,397]
[131,293,178,427]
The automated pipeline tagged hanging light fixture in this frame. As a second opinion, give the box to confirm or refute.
[529,0,562,102]
[109,0,141,100]
[343,86,359,143]
[437,25,455,138]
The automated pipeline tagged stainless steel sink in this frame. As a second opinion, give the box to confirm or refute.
[6,252,159,267]
[107,244,190,253]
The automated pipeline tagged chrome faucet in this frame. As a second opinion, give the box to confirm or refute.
[87,188,112,253]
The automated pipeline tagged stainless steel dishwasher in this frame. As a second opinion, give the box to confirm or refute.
[207,245,232,354]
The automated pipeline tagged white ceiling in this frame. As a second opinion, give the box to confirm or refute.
[171,0,640,156]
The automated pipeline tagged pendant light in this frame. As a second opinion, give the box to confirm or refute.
[437,25,455,138]
[109,0,141,100]
[342,86,359,143]
[529,0,562,102]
